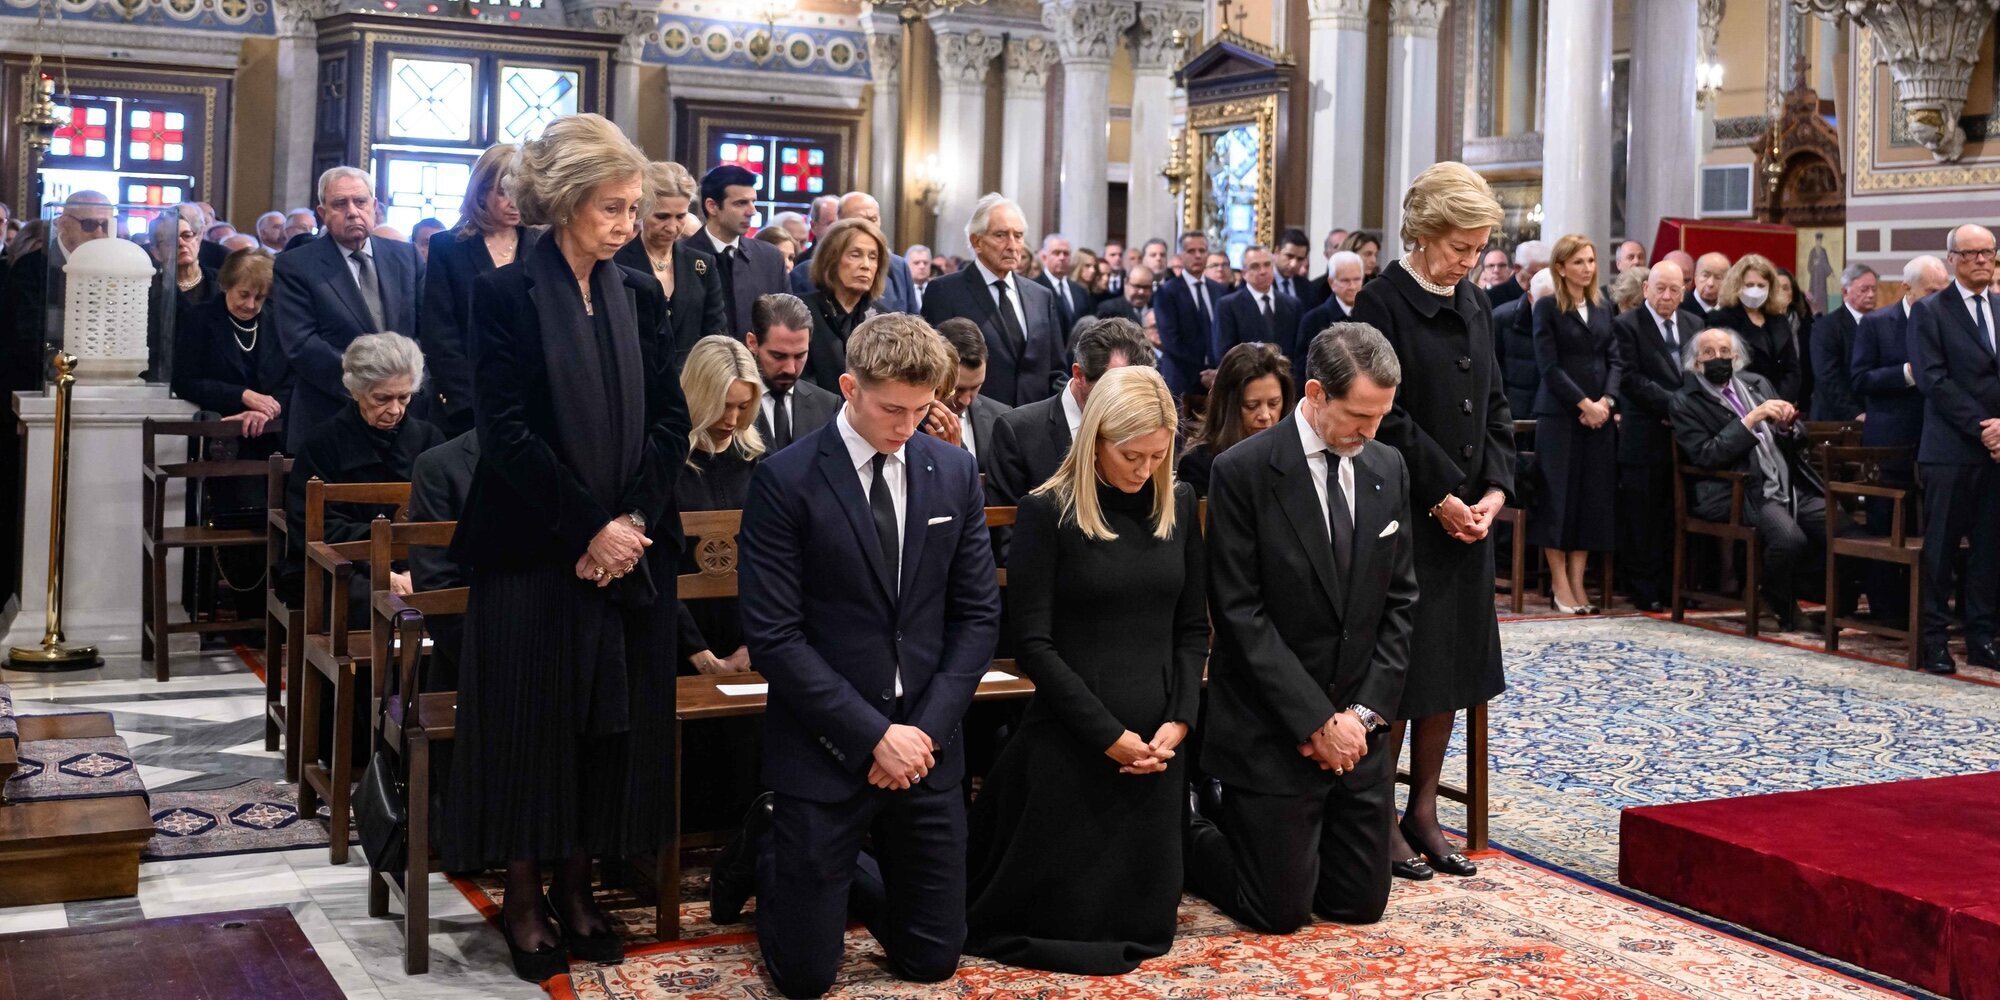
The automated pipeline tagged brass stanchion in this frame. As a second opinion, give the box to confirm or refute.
[8,353,100,670]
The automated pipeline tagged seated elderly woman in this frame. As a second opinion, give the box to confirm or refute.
[1177,342,1294,497]
[1669,327,1829,634]
[798,216,889,390]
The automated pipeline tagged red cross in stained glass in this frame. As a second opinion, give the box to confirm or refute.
[779,148,822,195]
[52,106,107,154]
[130,113,185,162]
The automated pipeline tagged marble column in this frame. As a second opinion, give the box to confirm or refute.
[1540,0,1612,245]
[1000,34,1059,239]
[1626,0,1700,249]
[1043,0,1136,252]
[1382,0,1446,251]
[930,19,1003,258]
[270,0,339,209]
[1307,0,1370,243]
[1129,1,1201,246]
[1504,0,1535,133]
[569,3,656,142]
[865,9,903,240]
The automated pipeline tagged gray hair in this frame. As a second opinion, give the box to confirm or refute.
[906,243,932,259]
[1041,232,1071,251]
[966,193,1021,244]
[316,166,375,207]
[751,292,813,338]
[769,210,806,230]
[1840,262,1878,287]
[1682,327,1751,375]
[1946,224,1994,253]
[1327,250,1364,276]
[1528,267,1556,299]
[255,210,284,228]
[1904,254,1946,287]
[1072,316,1156,381]
[1308,323,1403,396]
[1515,239,1551,268]
[341,332,425,395]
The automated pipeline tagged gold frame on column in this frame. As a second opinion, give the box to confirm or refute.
[1178,93,1277,249]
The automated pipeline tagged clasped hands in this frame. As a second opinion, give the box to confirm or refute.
[574,516,651,588]
[1104,722,1190,776]
[1981,418,2000,461]
[1576,396,1613,430]
[1743,397,1798,430]
[1434,489,1506,544]
[1297,711,1368,775]
[869,723,935,790]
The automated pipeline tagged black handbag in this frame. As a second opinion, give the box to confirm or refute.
[354,749,407,873]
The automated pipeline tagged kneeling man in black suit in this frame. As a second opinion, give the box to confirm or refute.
[1186,322,1417,932]
[739,312,1003,998]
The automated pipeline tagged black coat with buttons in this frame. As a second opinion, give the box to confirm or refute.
[1350,260,1514,718]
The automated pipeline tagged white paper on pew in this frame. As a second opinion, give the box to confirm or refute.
[717,683,770,697]
[389,637,436,650]
[980,671,1017,684]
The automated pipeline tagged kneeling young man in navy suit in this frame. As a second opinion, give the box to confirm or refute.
[739,312,1003,998]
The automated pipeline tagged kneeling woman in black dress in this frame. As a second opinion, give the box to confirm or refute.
[968,364,1208,975]
[443,113,691,981]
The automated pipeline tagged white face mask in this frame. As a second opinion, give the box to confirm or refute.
[1739,285,1770,309]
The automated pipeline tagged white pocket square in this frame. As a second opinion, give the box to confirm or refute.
[1378,520,1399,538]
[927,515,954,525]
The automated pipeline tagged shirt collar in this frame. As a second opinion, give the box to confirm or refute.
[706,228,740,255]
[1294,399,1328,461]
[974,257,1012,291]
[1846,303,1865,324]
[836,404,903,471]
[1646,302,1676,329]
[1956,279,1990,303]
[1060,380,1084,437]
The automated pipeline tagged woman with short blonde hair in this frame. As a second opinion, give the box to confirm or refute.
[423,141,537,435]
[615,159,725,364]
[801,217,892,389]
[967,363,1208,974]
[1707,252,1801,400]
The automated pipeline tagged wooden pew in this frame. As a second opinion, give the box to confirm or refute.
[262,455,301,776]
[138,418,274,681]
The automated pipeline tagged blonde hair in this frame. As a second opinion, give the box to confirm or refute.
[1719,253,1781,315]
[1032,366,1178,542]
[507,114,649,229]
[809,217,889,300]
[646,160,697,203]
[680,335,766,463]
[455,143,521,238]
[1398,161,1505,251]
[845,312,955,389]
[1550,233,1602,313]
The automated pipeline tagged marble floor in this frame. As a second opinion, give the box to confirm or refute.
[2,641,544,999]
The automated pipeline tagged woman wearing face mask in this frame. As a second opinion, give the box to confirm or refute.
[1704,254,1800,403]
[1178,342,1295,497]
[1528,234,1624,614]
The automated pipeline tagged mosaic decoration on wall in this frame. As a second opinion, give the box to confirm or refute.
[0,0,274,34]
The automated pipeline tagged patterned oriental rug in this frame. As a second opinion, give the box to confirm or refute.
[144,778,346,861]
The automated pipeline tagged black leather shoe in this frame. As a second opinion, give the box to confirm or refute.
[1923,648,1961,675]
[499,915,569,983]
[1400,818,1477,877]
[1391,857,1435,881]
[1967,641,2000,671]
[547,897,623,965]
[709,791,774,924]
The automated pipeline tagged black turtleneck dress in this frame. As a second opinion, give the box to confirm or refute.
[966,478,1208,975]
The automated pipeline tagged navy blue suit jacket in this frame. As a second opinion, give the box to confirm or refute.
[739,421,1002,802]
[1154,273,1230,397]
[789,251,919,315]
[1212,285,1302,369]
[1851,301,1923,449]
[274,233,421,450]
[1810,306,1864,421]
[1912,284,2000,464]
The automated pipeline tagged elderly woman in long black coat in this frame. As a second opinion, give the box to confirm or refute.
[1349,161,1514,883]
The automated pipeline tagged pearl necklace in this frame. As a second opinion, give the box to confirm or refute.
[1403,255,1456,298]
[228,314,258,352]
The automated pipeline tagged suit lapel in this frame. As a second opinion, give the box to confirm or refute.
[1272,418,1343,618]
[319,238,374,331]
[963,270,1018,361]
[816,433,896,602]
[1348,449,1387,597]
[899,443,935,604]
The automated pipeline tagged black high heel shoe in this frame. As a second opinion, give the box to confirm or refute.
[546,896,624,965]
[499,910,570,982]
[1399,818,1477,877]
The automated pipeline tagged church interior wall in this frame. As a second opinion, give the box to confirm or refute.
[229,36,278,227]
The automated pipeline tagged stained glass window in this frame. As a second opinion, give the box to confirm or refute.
[379,156,472,233]
[127,110,187,164]
[386,57,476,142]
[1201,125,1260,267]
[711,132,833,229]
[37,92,202,224]
[497,65,578,143]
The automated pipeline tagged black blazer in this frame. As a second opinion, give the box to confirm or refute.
[1704,305,1800,403]
[408,429,479,672]
[1485,278,1526,309]
[1912,284,2000,464]
[1094,295,1142,325]
[171,296,294,416]
[798,289,876,393]
[1153,273,1231,397]
[1670,371,1822,520]
[1490,294,1539,418]
[421,225,540,437]
[1809,306,1864,421]
[964,392,1012,489]
[1611,305,1703,465]
[613,236,727,366]
[753,376,841,449]
[1201,423,1417,796]
[285,402,445,571]
[274,233,423,450]
[920,266,1066,407]
[1034,272,1092,334]
[1850,300,1923,449]
[1295,295,1354,387]
[986,392,1071,506]
[738,422,1002,801]
[1213,286,1303,369]
[447,252,692,571]
[683,229,788,337]
[1529,297,1624,418]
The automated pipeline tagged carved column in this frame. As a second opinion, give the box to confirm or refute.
[271,0,340,208]
[1044,0,1137,251]
[1794,0,2000,162]
[1699,0,1725,154]
[1627,0,1701,246]
[1382,0,1446,250]
[1540,0,1611,244]
[1307,0,1369,246]
[930,18,1003,258]
[1129,1,1199,248]
[1000,34,1059,238]
[865,9,903,240]
[1503,0,1535,133]
[569,3,657,142]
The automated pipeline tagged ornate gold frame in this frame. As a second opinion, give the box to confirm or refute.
[1851,25,2000,193]
[1179,94,1277,249]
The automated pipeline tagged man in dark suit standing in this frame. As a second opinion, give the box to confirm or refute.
[986,316,1156,507]
[1851,255,1948,622]
[1612,259,1704,611]
[692,165,789,337]
[1275,227,1320,308]
[739,313,1001,999]
[1912,224,2000,674]
[745,293,841,451]
[1031,233,1091,335]
[273,166,422,451]
[1810,263,1877,421]
[931,317,1013,486]
[1297,250,1366,387]
[1186,323,1416,933]
[1213,244,1302,363]
[1153,230,1230,401]
[919,193,1066,407]
[786,192,918,314]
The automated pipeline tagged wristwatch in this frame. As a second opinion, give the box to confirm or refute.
[624,510,648,532]
[1347,704,1387,733]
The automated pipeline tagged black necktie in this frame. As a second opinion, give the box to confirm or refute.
[1260,292,1274,327]
[1326,453,1353,590]
[870,453,899,594]
[1975,294,1993,355]
[350,249,385,330]
[992,279,1027,354]
[769,385,792,450]
[1662,316,1676,351]
[718,245,740,333]
[1193,280,1210,325]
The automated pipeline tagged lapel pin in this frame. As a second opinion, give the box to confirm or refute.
[1374,483,1381,491]
[694,258,708,275]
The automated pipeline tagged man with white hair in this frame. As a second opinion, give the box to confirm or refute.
[273,165,422,450]
[1296,249,1366,385]
[919,193,1066,405]
[1850,254,1949,622]
[786,190,918,313]
[1492,267,1555,418]
[1612,258,1707,611]
[1809,262,1878,421]
[256,210,289,252]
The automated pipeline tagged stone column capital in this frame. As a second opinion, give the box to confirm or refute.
[1387,0,1449,39]
[866,24,902,83]
[1131,0,1203,72]
[566,2,658,63]
[1003,34,1060,96]
[1042,0,1137,68]
[1698,0,1726,55]
[273,0,342,39]
[1307,0,1370,32]
[933,23,1004,89]
[1796,0,2000,161]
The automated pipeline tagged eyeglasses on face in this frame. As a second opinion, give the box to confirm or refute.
[1951,248,1997,262]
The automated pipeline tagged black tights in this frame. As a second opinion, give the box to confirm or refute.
[1387,712,1457,861]
[502,854,612,951]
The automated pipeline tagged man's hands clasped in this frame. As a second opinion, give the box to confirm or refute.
[1299,711,1369,775]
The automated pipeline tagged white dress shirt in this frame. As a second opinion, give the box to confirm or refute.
[342,239,375,293]
[1847,303,1866,326]
[1957,279,1996,353]
[1575,303,1591,325]
[705,228,743,258]
[836,405,906,695]
[1060,380,1084,439]
[1294,399,1354,539]
[1051,275,1074,315]
[975,258,1030,338]
[1646,302,1681,351]
[961,403,980,461]
[1186,272,1214,317]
